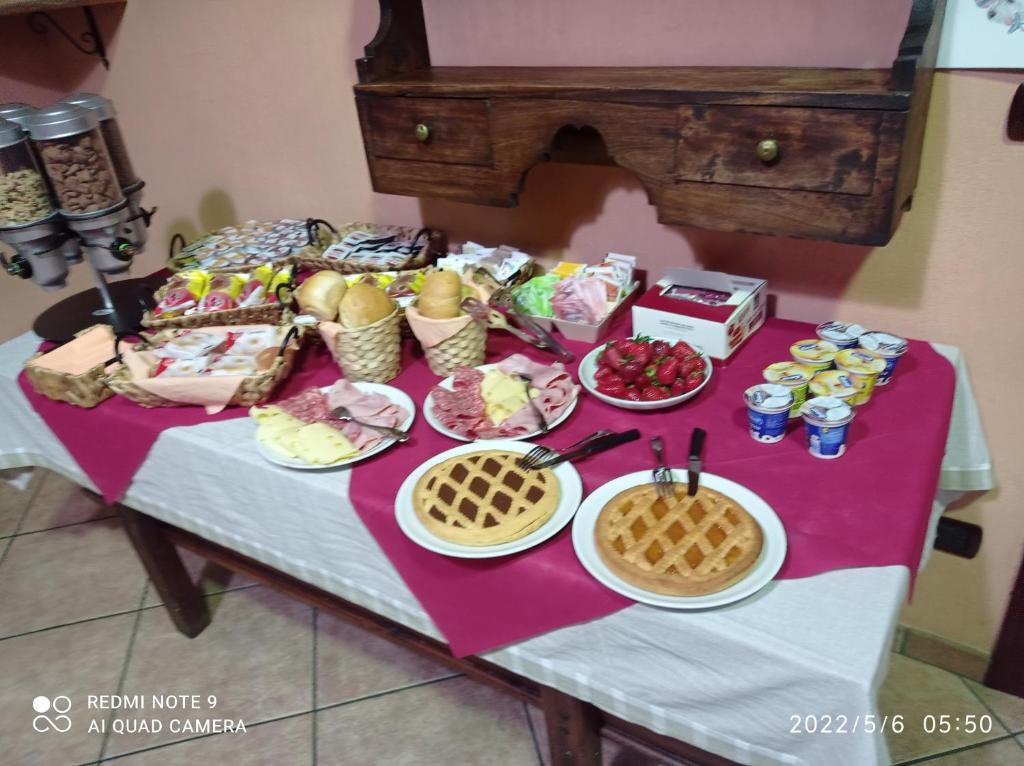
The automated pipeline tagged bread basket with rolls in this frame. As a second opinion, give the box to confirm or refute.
[314,280,403,383]
[295,220,446,275]
[104,325,302,409]
[406,270,487,376]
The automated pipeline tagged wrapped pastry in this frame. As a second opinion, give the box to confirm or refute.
[154,357,209,377]
[237,264,274,308]
[153,270,210,317]
[205,355,257,377]
[551,277,609,324]
[197,273,245,313]
[266,264,294,304]
[152,330,224,359]
[225,327,279,356]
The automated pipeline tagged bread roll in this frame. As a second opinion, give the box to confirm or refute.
[418,270,463,319]
[338,282,396,328]
[296,271,347,321]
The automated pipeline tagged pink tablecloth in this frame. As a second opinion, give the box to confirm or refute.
[348,317,956,656]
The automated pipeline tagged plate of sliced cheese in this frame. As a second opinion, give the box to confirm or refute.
[395,440,583,558]
[571,471,786,609]
[251,381,414,470]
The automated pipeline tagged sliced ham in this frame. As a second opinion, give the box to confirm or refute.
[430,356,578,439]
[275,382,410,452]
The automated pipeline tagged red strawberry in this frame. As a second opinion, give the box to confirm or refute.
[641,385,670,401]
[683,371,704,392]
[613,339,636,356]
[598,381,627,398]
[655,357,680,385]
[691,356,707,373]
[618,359,644,383]
[652,340,671,357]
[670,341,697,361]
[680,358,699,377]
[633,373,651,389]
[623,388,642,401]
[594,365,617,382]
[670,379,686,397]
[632,341,653,367]
[603,345,627,371]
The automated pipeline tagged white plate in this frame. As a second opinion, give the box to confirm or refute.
[578,338,713,411]
[395,440,583,558]
[571,471,787,609]
[423,363,578,442]
[254,383,415,470]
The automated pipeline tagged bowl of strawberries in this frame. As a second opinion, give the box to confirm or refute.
[579,336,712,410]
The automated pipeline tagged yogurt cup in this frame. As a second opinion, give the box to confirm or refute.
[808,370,858,404]
[857,331,908,386]
[790,339,838,373]
[763,361,814,419]
[744,384,794,444]
[834,348,886,406]
[816,321,865,350]
[800,396,855,459]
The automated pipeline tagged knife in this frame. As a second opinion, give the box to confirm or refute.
[687,427,707,496]
[531,429,640,470]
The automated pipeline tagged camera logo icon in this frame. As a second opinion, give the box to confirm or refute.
[32,695,72,733]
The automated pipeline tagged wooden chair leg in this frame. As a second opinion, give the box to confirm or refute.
[114,504,211,638]
[540,685,602,766]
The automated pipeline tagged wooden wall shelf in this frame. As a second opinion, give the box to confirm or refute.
[354,0,946,246]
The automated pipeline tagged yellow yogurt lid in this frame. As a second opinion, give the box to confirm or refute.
[809,370,858,398]
[763,361,814,385]
[835,348,886,375]
[790,339,838,363]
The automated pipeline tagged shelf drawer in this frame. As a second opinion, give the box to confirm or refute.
[675,105,882,195]
[361,96,493,166]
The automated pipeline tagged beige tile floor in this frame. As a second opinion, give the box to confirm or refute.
[2,468,1023,766]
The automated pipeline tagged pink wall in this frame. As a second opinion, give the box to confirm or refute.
[0,0,1018,653]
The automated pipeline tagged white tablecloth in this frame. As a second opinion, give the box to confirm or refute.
[0,332,994,766]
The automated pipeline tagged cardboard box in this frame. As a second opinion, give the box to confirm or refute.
[631,267,767,359]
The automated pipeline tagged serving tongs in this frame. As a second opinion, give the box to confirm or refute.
[460,298,574,363]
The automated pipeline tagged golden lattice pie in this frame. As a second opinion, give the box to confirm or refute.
[413,451,560,546]
[595,484,763,597]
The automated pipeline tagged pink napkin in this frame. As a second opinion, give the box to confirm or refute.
[18,344,339,503]
[348,317,955,657]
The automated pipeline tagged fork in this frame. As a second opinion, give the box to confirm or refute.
[517,430,613,470]
[650,436,675,501]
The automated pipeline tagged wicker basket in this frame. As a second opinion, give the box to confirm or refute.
[23,326,115,408]
[295,222,445,275]
[105,327,301,408]
[422,320,487,376]
[331,309,402,383]
[141,294,293,330]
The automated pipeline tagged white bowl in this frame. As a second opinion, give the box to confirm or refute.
[578,339,713,410]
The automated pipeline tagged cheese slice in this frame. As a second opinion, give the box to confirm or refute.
[480,369,530,425]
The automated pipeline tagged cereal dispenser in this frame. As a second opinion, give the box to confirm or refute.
[61,93,152,249]
[0,102,83,266]
[0,118,72,291]
[26,103,135,276]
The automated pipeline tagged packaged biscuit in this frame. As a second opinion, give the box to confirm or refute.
[153,270,210,317]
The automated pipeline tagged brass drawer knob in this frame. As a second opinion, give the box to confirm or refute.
[756,138,780,163]
[414,123,431,142]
